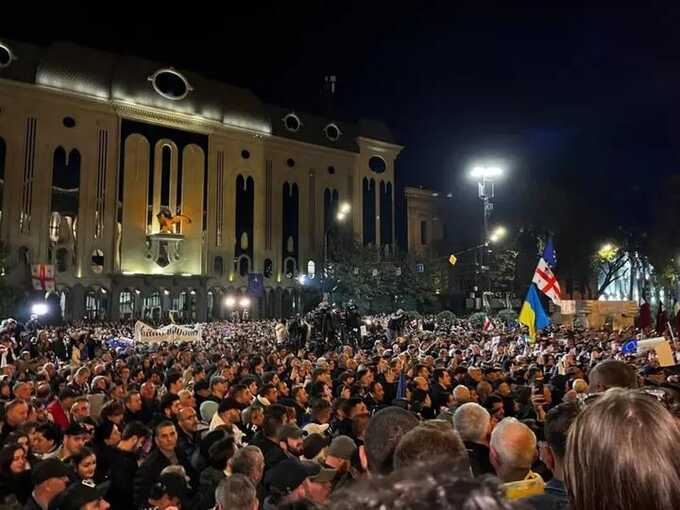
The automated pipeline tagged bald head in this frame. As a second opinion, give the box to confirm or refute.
[490,417,537,482]
[572,378,588,394]
[588,360,637,393]
[453,402,490,444]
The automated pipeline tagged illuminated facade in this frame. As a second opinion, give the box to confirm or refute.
[0,39,402,320]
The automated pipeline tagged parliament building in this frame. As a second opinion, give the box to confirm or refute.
[0,39,401,321]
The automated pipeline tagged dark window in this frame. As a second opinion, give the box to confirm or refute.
[0,45,11,68]
[327,166,335,175]
[239,257,249,276]
[241,149,250,159]
[62,117,76,128]
[264,258,273,278]
[324,123,341,141]
[421,220,428,245]
[286,158,295,168]
[152,70,189,100]
[369,156,386,174]
[285,259,295,277]
[214,256,224,276]
[284,113,300,132]
[0,136,5,182]
[160,145,172,207]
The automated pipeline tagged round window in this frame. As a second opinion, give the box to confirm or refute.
[369,156,387,173]
[327,166,336,175]
[241,149,250,160]
[283,113,301,132]
[63,117,76,128]
[286,158,295,168]
[323,123,341,142]
[0,44,12,68]
[149,68,192,100]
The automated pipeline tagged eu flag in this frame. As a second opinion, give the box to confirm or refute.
[248,273,264,297]
[543,238,557,268]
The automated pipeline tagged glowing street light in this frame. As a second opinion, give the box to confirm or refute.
[470,165,503,179]
[339,202,351,214]
[225,296,236,308]
[489,225,507,243]
[239,297,251,309]
[336,212,346,221]
[31,303,49,316]
[297,274,306,285]
[598,243,618,261]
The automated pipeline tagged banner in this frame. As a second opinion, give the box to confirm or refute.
[134,321,202,343]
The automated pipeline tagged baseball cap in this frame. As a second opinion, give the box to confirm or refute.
[31,458,70,486]
[264,458,320,494]
[327,435,357,460]
[302,433,330,460]
[301,460,336,483]
[302,422,329,435]
[52,479,110,510]
[278,424,305,441]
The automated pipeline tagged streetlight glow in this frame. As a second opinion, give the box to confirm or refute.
[336,212,346,221]
[297,274,306,285]
[489,225,507,243]
[31,303,49,316]
[340,202,351,214]
[225,296,236,308]
[470,165,503,179]
[239,297,251,308]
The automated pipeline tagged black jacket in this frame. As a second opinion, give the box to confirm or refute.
[464,441,495,477]
[250,433,287,473]
[133,448,196,508]
[107,448,140,510]
[194,466,226,510]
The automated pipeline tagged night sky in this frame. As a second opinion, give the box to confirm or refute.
[3,3,680,248]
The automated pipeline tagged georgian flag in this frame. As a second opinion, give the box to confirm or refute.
[532,257,561,306]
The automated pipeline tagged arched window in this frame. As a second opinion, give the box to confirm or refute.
[285,258,296,278]
[119,290,133,319]
[239,256,250,277]
[85,291,100,320]
[160,145,172,207]
[264,258,273,279]
[207,291,214,319]
[307,260,316,278]
[144,292,162,320]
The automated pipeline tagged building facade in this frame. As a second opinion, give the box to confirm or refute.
[0,39,402,321]
[404,186,446,255]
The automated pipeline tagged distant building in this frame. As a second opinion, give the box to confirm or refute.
[404,186,447,254]
[0,39,402,320]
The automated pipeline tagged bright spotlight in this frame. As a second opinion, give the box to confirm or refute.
[225,296,236,308]
[31,303,49,316]
[297,274,306,285]
[239,297,251,308]
[340,202,351,214]
[470,165,503,179]
[489,226,507,243]
[336,212,346,221]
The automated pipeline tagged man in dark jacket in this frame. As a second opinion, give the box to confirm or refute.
[250,405,288,474]
[132,420,196,508]
[107,421,150,510]
[453,402,494,476]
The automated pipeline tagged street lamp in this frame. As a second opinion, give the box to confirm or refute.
[597,243,618,261]
[224,296,236,308]
[31,303,49,316]
[239,297,251,309]
[489,225,507,244]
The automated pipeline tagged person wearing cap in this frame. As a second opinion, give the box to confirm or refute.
[50,479,110,510]
[57,423,89,462]
[321,435,358,491]
[209,398,245,445]
[302,433,330,461]
[278,424,304,458]
[145,472,187,510]
[24,458,71,510]
[263,457,334,510]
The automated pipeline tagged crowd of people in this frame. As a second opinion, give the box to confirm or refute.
[1,309,680,510]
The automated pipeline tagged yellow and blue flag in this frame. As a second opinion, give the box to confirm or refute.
[519,283,550,341]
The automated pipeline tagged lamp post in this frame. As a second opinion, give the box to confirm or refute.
[469,165,503,305]
[323,202,351,299]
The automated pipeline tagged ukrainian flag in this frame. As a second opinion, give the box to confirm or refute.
[519,283,550,342]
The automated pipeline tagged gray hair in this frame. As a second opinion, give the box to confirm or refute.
[453,402,490,442]
[215,473,256,510]
[489,417,536,469]
[230,445,264,480]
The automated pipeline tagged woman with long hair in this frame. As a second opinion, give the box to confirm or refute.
[0,443,31,506]
[565,388,680,510]
[67,446,98,482]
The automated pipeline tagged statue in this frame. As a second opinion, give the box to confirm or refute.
[156,208,191,234]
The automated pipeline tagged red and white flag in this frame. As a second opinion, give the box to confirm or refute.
[483,316,494,331]
[32,264,55,292]
[532,258,561,306]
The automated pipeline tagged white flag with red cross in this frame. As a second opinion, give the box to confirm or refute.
[32,264,56,292]
[532,258,561,306]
